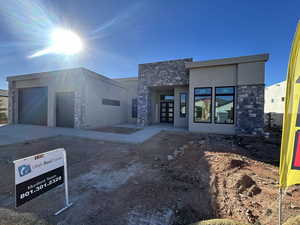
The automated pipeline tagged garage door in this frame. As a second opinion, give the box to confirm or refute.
[18,87,48,125]
[56,92,75,128]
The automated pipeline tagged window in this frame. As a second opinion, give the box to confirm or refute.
[180,93,187,117]
[132,98,137,118]
[215,87,235,124]
[194,88,212,123]
[160,95,174,101]
[102,98,120,106]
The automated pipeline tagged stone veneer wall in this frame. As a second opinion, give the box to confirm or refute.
[8,80,17,124]
[236,84,265,135]
[137,58,192,126]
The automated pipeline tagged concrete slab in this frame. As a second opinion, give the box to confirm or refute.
[0,124,168,146]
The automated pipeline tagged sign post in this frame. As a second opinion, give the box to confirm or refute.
[54,150,73,215]
[13,148,73,215]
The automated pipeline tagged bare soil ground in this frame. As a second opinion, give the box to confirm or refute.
[0,131,299,225]
[91,126,142,134]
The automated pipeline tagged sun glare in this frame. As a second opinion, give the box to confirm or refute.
[29,28,83,58]
[50,28,83,55]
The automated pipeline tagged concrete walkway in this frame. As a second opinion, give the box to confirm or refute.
[0,124,187,146]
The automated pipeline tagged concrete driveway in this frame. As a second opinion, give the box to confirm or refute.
[0,124,178,146]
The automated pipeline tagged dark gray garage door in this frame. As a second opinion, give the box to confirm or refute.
[56,92,75,128]
[18,87,48,125]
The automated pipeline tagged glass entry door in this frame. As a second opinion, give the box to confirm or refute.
[160,101,174,123]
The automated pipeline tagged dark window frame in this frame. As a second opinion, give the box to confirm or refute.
[214,86,235,125]
[193,87,212,123]
[102,98,120,106]
[132,98,137,118]
[179,93,187,118]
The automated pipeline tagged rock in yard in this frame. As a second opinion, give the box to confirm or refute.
[188,141,194,145]
[228,159,248,169]
[247,184,262,197]
[265,208,272,216]
[236,174,256,193]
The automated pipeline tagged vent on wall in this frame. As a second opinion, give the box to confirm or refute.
[102,98,120,106]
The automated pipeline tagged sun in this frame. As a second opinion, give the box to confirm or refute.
[50,28,83,55]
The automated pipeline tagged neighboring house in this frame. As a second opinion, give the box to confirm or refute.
[7,53,268,135]
[264,80,286,127]
[0,89,8,124]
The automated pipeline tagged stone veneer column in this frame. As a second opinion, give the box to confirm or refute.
[8,80,17,124]
[137,58,192,126]
[74,75,87,129]
[236,84,265,135]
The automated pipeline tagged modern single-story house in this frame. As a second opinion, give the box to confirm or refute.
[7,53,268,135]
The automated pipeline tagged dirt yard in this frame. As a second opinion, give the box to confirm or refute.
[0,131,299,225]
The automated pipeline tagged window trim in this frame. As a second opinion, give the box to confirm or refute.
[179,93,187,118]
[193,87,212,123]
[214,86,235,125]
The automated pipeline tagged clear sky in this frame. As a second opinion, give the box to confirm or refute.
[0,0,299,89]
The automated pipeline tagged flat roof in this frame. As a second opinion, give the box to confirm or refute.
[6,67,127,90]
[185,54,269,69]
[6,67,84,81]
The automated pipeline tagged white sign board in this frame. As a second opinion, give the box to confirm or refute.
[13,148,69,211]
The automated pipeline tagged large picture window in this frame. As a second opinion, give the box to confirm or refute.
[215,87,235,124]
[194,88,212,123]
[180,93,187,117]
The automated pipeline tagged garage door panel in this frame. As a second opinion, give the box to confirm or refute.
[56,92,75,128]
[19,87,48,125]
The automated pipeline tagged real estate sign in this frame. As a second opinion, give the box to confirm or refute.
[14,149,65,207]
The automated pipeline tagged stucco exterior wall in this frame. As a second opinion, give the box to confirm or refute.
[237,62,265,85]
[84,72,128,128]
[174,86,189,128]
[189,65,237,134]
[188,60,266,135]
[114,78,138,124]
[137,58,192,126]
[8,70,84,128]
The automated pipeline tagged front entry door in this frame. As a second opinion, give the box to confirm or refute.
[160,102,174,123]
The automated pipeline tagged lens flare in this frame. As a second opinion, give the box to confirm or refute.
[29,28,83,58]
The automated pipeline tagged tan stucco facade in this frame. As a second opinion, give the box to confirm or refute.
[7,68,131,128]
[186,54,268,135]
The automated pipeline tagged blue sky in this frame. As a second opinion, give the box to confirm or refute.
[0,0,299,89]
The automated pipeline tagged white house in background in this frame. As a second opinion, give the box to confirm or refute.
[265,81,286,114]
[264,80,286,127]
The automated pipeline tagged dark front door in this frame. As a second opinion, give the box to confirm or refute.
[160,102,174,123]
[56,92,75,128]
[18,87,48,125]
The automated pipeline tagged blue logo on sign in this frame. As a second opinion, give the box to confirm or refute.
[18,165,31,177]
